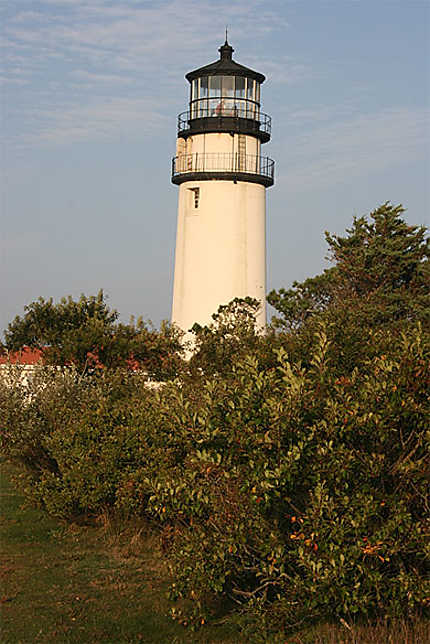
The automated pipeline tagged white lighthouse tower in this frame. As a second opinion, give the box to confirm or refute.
[171,40,274,335]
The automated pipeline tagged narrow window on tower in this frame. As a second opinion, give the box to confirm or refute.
[188,187,200,211]
[193,187,200,208]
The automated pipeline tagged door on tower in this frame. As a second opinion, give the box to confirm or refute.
[237,134,246,171]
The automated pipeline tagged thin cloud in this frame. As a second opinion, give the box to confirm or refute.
[277,107,430,192]
[19,96,169,146]
[0,76,29,86]
[6,0,286,67]
[71,69,134,84]
[3,0,300,148]
[265,59,313,85]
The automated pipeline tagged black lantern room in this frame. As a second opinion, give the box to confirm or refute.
[177,40,271,143]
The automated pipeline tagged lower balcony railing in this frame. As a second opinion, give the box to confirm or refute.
[171,153,275,187]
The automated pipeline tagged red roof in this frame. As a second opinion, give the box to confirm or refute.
[0,347,44,365]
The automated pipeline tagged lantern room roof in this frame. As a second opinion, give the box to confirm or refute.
[185,40,265,84]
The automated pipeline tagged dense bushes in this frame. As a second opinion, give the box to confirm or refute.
[1,324,428,634]
[119,326,430,632]
[3,290,184,378]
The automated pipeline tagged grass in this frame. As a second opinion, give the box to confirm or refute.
[283,618,430,643]
[0,459,237,643]
[1,460,428,643]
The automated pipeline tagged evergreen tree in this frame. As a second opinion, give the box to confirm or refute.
[268,203,429,371]
[269,203,429,329]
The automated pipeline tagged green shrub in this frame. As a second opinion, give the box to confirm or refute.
[1,325,428,634]
[0,367,155,516]
[119,325,429,630]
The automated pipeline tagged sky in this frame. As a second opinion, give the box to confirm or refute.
[2,0,429,333]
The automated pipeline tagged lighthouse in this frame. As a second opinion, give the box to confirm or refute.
[171,40,274,336]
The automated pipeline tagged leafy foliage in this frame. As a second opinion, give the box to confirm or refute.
[1,324,428,633]
[1,204,429,637]
[187,297,279,378]
[4,290,183,378]
[267,269,337,331]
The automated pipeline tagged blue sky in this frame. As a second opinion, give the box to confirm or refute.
[2,0,429,332]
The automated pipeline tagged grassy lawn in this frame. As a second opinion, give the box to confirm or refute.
[0,460,237,643]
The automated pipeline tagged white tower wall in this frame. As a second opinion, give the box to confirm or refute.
[172,171,266,334]
[177,132,260,158]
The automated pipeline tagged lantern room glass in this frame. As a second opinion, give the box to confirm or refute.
[189,75,260,120]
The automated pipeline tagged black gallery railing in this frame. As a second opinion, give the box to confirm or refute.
[177,108,272,137]
[172,153,275,181]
